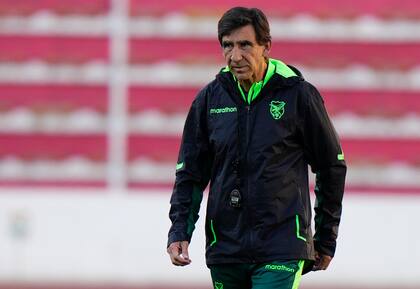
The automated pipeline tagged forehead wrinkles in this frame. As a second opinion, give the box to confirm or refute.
[222,25,257,43]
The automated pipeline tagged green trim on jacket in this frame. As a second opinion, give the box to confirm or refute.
[223,58,297,104]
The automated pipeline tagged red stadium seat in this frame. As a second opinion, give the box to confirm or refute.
[128,134,420,166]
[0,84,108,113]
[341,138,420,166]
[0,0,110,16]
[319,89,420,117]
[130,86,420,117]
[128,134,180,162]
[0,179,106,188]
[0,35,109,64]
[129,86,196,114]
[130,0,420,19]
[0,133,107,161]
[130,38,420,70]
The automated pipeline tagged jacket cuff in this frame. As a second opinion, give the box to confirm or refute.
[314,240,336,257]
[167,231,191,248]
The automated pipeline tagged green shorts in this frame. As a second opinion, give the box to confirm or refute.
[209,260,304,289]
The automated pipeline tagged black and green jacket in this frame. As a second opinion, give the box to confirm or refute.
[168,58,346,271]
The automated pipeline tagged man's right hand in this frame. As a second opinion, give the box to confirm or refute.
[167,241,191,266]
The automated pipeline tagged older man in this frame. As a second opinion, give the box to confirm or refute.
[167,7,346,289]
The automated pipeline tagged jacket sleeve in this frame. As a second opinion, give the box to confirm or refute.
[301,82,347,257]
[167,89,213,247]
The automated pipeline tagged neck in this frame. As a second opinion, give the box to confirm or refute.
[239,61,268,91]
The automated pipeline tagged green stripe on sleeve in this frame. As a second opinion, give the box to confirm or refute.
[186,186,203,236]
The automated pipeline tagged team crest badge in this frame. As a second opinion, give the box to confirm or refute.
[269,101,286,120]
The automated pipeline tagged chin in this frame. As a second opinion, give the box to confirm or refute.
[233,73,250,81]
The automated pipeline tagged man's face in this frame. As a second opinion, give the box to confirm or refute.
[222,24,271,85]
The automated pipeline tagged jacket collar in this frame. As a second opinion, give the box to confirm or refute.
[216,58,304,105]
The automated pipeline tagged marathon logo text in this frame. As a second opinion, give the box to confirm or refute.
[265,264,295,273]
[210,107,237,114]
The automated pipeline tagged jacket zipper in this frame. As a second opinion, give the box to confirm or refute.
[245,105,256,262]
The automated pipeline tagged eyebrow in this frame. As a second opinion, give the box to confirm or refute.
[222,40,254,47]
[238,40,253,46]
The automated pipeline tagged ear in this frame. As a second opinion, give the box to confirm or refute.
[263,41,271,58]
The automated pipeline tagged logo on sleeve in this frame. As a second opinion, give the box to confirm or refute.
[269,101,286,120]
[176,162,184,171]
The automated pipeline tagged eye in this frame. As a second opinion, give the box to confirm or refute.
[222,42,233,50]
[240,42,252,49]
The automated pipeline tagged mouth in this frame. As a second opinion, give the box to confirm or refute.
[231,66,248,73]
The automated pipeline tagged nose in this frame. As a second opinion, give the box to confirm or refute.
[230,46,243,62]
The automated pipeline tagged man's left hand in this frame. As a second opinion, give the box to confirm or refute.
[312,251,332,271]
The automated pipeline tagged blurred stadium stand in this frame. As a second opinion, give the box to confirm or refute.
[0,0,419,191]
[0,1,419,289]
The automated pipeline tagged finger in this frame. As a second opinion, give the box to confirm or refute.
[173,249,191,266]
[167,242,186,266]
[167,241,191,266]
[173,254,190,266]
[181,241,191,261]
[169,242,191,266]
[175,241,191,265]
[312,252,321,271]
[167,242,181,257]
[313,255,332,271]
[319,255,332,270]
